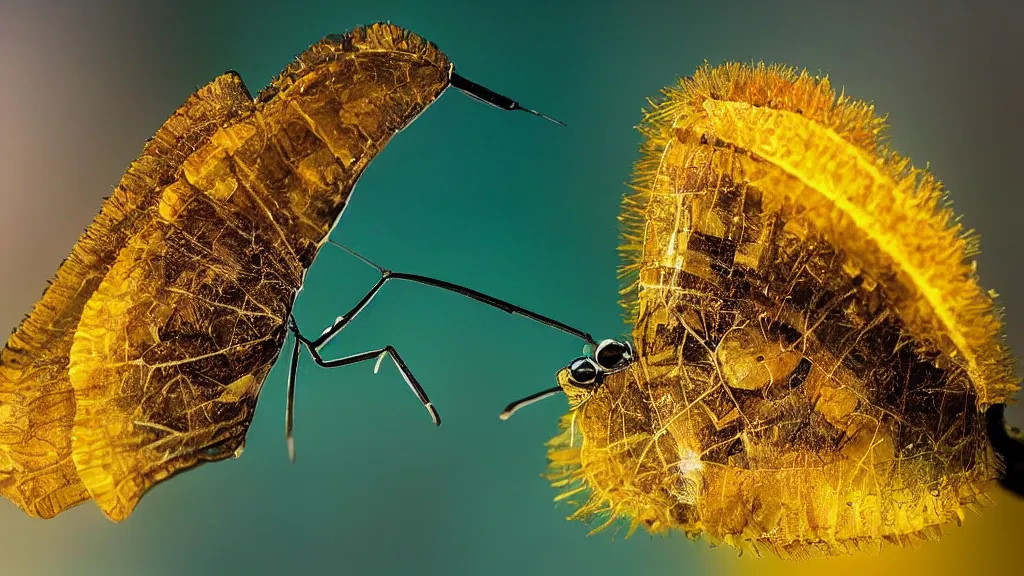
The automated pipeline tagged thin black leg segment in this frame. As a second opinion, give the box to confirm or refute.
[281,244,594,460]
[309,241,594,351]
[310,271,595,351]
[292,321,440,426]
[285,330,301,463]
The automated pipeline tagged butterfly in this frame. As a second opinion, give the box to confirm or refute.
[499,61,1024,557]
[0,22,563,522]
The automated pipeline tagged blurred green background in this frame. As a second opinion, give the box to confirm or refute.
[1,0,1022,574]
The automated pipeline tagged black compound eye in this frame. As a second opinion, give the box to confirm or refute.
[595,339,632,370]
[568,357,599,387]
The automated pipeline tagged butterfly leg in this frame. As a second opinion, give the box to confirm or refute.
[284,329,302,463]
[282,242,593,462]
[284,317,438,463]
[294,320,438,426]
[308,241,595,351]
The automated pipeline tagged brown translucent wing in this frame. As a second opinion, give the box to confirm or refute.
[0,72,253,518]
[550,63,1012,555]
[69,187,294,522]
[65,24,454,521]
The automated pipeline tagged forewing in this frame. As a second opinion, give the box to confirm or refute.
[0,72,253,518]
[63,24,455,522]
[68,181,295,521]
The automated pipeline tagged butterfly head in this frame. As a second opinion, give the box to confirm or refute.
[555,338,635,407]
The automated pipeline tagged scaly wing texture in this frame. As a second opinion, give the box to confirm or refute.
[0,72,253,518]
[68,183,294,521]
[66,23,453,522]
[621,62,1018,406]
[550,62,1017,557]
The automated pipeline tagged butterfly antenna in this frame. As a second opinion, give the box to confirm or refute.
[499,386,564,420]
[450,73,566,126]
[328,239,386,273]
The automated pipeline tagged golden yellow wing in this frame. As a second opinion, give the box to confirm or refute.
[66,23,456,522]
[0,72,253,518]
[549,62,1019,557]
[5,22,466,522]
[68,183,295,521]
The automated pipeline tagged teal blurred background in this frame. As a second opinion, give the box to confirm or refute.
[1,0,1022,574]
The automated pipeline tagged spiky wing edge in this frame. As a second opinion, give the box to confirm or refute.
[0,71,255,518]
[617,61,1019,406]
[619,62,885,324]
[544,409,989,559]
